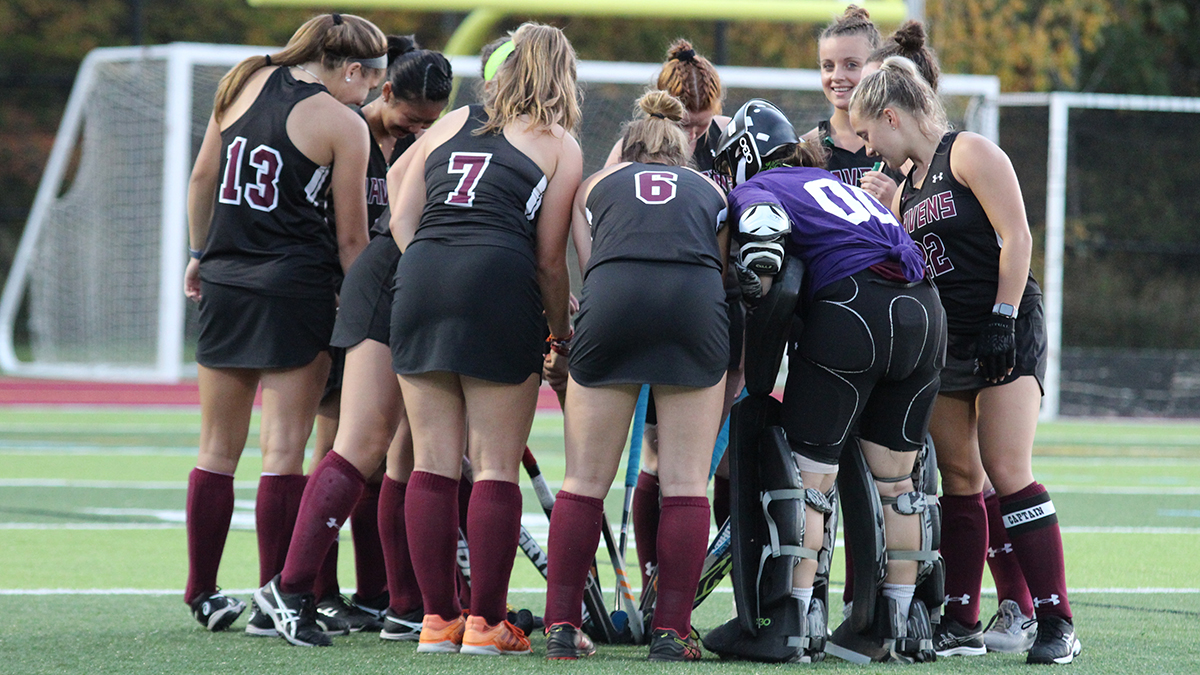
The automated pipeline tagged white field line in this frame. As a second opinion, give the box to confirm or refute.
[3,477,1199,495]
[3,586,1196,596]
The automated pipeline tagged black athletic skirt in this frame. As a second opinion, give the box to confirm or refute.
[938,298,1047,394]
[196,280,334,369]
[391,239,544,384]
[570,260,729,388]
[331,235,401,349]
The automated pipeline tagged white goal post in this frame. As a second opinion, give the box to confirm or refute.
[0,42,998,383]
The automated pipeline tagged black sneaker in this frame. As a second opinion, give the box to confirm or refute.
[351,591,389,619]
[317,594,384,632]
[379,607,424,641]
[932,617,986,657]
[190,591,245,632]
[648,628,702,662]
[545,623,596,660]
[1027,615,1081,665]
[253,575,333,647]
[245,600,278,637]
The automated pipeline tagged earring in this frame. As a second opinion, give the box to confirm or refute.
[345,76,352,82]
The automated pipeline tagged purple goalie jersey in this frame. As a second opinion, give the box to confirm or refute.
[728,166,925,296]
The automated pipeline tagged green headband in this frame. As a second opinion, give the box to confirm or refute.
[483,40,516,82]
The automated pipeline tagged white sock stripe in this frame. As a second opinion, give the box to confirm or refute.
[1003,500,1057,529]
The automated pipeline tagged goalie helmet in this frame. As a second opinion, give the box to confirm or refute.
[714,99,799,187]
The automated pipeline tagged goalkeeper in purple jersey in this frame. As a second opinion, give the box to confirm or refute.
[703,98,946,663]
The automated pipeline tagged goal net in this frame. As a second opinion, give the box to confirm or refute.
[0,43,999,383]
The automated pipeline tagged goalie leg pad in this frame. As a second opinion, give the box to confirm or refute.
[744,255,804,396]
[728,394,780,635]
[756,426,817,612]
[835,437,887,634]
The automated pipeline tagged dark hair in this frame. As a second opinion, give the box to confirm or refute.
[656,39,723,115]
[767,140,827,170]
[214,13,386,121]
[868,21,940,91]
[819,5,882,49]
[384,34,452,103]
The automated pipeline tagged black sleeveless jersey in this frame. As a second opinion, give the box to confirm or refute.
[584,163,726,276]
[410,105,548,262]
[899,131,1040,334]
[364,126,392,237]
[819,120,903,187]
[201,67,338,298]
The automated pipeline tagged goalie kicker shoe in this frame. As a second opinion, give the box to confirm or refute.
[253,575,333,647]
[983,599,1037,653]
[1027,615,1081,665]
[190,591,245,632]
[932,617,986,657]
[316,594,384,632]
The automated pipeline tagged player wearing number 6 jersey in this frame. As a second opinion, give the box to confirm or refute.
[850,57,1080,664]
[387,22,582,656]
[181,13,385,635]
[543,90,728,662]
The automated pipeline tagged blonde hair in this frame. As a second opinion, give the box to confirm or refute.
[213,14,386,122]
[655,39,723,115]
[477,23,581,136]
[619,91,690,166]
[850,56,948,141]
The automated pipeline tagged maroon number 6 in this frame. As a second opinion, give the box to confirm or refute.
[635,171,678,205]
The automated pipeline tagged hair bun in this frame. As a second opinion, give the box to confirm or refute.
[844,4,871,22]
[388,34,419,62]
[893,20,926,51]
[638,89,685,122]
[667,39,697,63]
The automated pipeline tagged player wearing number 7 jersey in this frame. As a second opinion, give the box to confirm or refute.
[851,57,1079,665]
[182,13,385,636]
[387,22,582,656]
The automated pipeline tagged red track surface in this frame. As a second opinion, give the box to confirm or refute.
[0,377,565,410]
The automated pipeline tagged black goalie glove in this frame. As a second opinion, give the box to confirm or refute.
[734,259,764,308]
[975,314,1016,381]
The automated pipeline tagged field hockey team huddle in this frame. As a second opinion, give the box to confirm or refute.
[182,6,1081,666]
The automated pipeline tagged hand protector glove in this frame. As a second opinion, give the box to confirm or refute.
[975,314,1016,381]
[734,259,764,308]
[739,239,785,275]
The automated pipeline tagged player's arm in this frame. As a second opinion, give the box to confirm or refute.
[184,113,222,301]
[949,132,1031,311]
[327,106,372,273]
[390,107,469,252]
[569,173,595,273]
[536,132,584,340]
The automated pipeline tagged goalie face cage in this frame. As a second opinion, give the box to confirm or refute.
[0,44,998,383]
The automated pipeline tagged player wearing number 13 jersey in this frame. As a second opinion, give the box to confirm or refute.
[387,22,582,655]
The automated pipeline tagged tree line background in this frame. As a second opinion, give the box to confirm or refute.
[2,0,1199,350]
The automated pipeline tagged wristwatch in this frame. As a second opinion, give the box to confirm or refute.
[992,302,1018,319]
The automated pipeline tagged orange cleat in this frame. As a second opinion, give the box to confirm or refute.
[416,613,467,653]
[460,615,533,656]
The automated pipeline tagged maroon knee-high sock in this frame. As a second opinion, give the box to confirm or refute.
[939,492,988,626]
[352,482,387,601]
[457,476,473,611]
[280,452,365,594]
[406,471,461,621]
[312,539,340,600]
[653,496,710,637]
[1000,482,1072,620]
[255,474,308,586]
[185,468,235,604]
[632,471,661,590]
[379,476,422,614]
[984,490,1034,616]
[712,475,730,529]
[543,491,604,628]
[466,480,522,626]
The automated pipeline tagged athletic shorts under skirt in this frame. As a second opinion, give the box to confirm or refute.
[570,260,729,388]
[196,280,334,369]
[782,270,947,465]
[938,298,1047,394]
[390,239,543,384]
[331,235,401,349]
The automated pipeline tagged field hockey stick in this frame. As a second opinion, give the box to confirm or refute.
[618,386,649,565]
[521,446,621,644]
[599,510,644,643]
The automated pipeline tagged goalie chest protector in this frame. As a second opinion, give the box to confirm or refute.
[202,67,339,298]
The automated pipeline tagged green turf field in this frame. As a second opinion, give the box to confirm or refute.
[2,408,1198,673]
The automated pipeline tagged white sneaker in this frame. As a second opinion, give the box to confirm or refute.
[983,599,1037,653]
